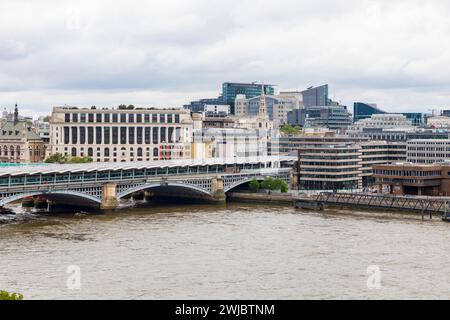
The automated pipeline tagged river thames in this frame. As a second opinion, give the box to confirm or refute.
[1,200,450,300]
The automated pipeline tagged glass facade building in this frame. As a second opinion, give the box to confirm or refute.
[222,82,275,115]
[353,102,386,122]
[301,85,329,108]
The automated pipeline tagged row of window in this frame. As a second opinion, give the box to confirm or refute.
[63,126,183,145]
[64,113,181,124]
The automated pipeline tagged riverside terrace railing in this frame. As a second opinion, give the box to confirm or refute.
[0,156,295,207]
[314,192,450,214]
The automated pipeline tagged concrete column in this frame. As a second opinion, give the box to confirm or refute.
[290,172,298,190]
[101,182,119,210]
[211,176,226,202]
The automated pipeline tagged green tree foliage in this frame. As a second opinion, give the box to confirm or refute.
[43,115,51,122]
[45,153,68,164]
[261,177,274,191]
[260,178,289,192]
[0,290,23,300]
[280,124,302,136]
[249,178,260,192]
[45,153,93,164]
[118,104,127,109]
[280,181,289,193]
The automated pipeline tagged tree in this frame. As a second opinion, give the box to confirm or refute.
[45,153,68,164]
[127,104,135,110]
[249,178,260,192]
[43,115,51,122]
[118,104,127,110]
[0,290,23,300]
[280,180,289,193]
[280,124,301,136]
[261,177,274,191]
[45,153,92,164]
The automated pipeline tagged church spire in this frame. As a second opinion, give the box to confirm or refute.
[258,82,267,117]
[14,103,19,124]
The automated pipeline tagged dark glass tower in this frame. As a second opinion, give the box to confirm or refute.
[353,102,386,122]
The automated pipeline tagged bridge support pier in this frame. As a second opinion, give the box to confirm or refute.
[211,177,226,202]
[290,172,298,190]
[101,182,119,210]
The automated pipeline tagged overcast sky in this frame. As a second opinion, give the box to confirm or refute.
[2,0,450,118]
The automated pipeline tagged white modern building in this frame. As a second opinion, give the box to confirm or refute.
[347,114,414,134]
[407,139,450,164]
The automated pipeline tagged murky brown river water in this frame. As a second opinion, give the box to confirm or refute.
[1,201,450,300]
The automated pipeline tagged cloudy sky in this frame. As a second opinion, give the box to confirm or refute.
[1,0,450,118]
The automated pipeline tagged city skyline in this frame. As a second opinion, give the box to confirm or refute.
[3,0,450,117]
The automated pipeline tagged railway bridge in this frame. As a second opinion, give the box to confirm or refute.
[0,156,295,210]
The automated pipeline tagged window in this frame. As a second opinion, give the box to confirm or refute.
[112,114,118,123]
[137,147,143,157]
[137,127,143,144]
[104,113,110,122]
[88,127,94,144]
[153,127,158,144]
[72,127,78,144]
[71,147,77,157]
[168,114,173,123]
[168,127,174,143]
[65,113,70,123]
[104,127,110,144]
[88,147,93,157]
[153,147,159,157]
[73,113,78,123]
[144,114,150,123]
[152,114,157,123]
[80,113,86,123]
[129,127,135,144]
[96,113,102,123]
[96,127,102,144]
[64,127,70,144]
[145,127,150,144]
[88,113,94,123]
[160,114,165,123]
[120,113,127,123]
[112,127,118,144]
[160,127,166,143]
[175,114,180,123]
[80,127,86,144]
[137,114,142,123]
[120,127,127,144]
[104,148,110,157]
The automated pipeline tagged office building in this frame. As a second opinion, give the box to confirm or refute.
[235,91,302,125]
[50,106,194,162]
[373,163,450,196]
[406,139,450,164]
[222,82,275,114]
[301,85,329,108]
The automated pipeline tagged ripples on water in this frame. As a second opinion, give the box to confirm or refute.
[1,200,450,300]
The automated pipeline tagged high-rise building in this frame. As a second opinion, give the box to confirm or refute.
[222,82,275,114]
[301,85,329,108]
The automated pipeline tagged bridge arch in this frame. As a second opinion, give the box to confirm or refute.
[224,176,266,193]
[0,190,102,208]
[117,182,214,200]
